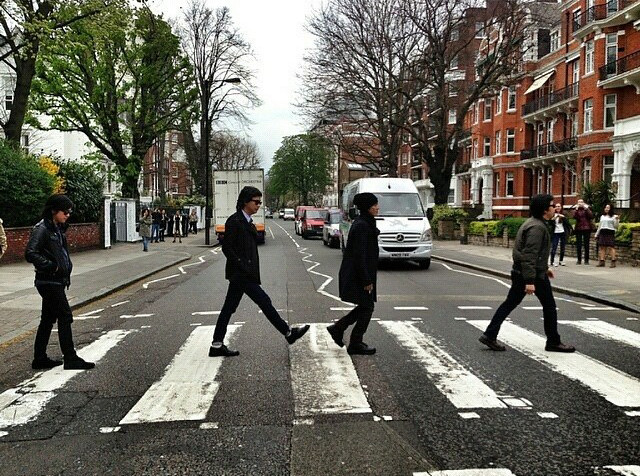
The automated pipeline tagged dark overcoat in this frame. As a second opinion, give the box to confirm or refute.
[222,210,261,284]
[339,213,379,305]
[25,218,73,287]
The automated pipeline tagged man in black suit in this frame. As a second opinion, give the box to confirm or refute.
[210,186,310,357]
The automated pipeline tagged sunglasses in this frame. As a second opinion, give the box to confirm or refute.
[250,200,262,205]
[62,210,72,216]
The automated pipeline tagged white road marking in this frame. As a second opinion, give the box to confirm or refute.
[582,306,617,311]
[437,262,511,289]
[458,306,492,310]
[120,325,240,425]
[192,311,220,316]
[0,330,133,429]
[75,315,101,321]
[99,426,120,433]
[537,412,559,419]
[330,307,355,311]
[268,227,275,239]
[119,313,154,319]
[78,309,103,317]
[178,256,206,274]
[290,324,371,416]
[190,323,202,326]
[603,466,640,476]
[395,306,429,311]
[457,412,481,419]
[0,431,7,437]
[467,320,640,407]
[522,306,543,310]
[628,318,639,321]
[454,317,467,321]
[199,422,219,430]
[415,470,516,476]
[558,320,640,348]
[557,297,595,306]
[111,301,129,308]
[379,321,507,409]
[143,274,180,289]
[625,411,640,417]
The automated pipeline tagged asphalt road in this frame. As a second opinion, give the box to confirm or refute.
[0,218,638,476]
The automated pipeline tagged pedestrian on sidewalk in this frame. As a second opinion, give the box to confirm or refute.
[151,208,161,243]
[0,217,7,260]
[139,208,152,252]
[327,192,380,355]
[595,203,619,268]
[172,210,182,243]
[479,194,575,353]
[25,194,95,370]
[209,186,309,357]
[159,209,167,242]
[181,210,189,237]
[572,199,593,265]
[549,203,572,267]
[189,209,198,235]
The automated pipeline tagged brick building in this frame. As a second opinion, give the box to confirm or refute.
[142,131,193,200]
[455,0,640,218]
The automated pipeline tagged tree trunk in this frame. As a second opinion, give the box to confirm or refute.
[4,54,37,145]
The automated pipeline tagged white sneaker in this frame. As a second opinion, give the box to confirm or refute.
[553,263,559,267]
[559,261,565,266]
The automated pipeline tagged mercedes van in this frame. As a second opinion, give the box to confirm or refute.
[340,178,432,269]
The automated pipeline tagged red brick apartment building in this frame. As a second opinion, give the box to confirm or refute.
[454,0,640,218]
[142,131,193,200]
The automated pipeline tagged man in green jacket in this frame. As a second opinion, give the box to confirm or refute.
[479,194,575,353]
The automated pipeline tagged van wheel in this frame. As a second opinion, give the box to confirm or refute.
[418,259,431,270]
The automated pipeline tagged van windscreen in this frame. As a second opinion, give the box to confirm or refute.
[376,193,424,217]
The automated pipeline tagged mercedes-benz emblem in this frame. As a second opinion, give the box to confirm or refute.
[396,234,405,242]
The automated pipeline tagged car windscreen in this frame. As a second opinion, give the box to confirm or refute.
[329,212,341,224]
[284,209,294,214]
[305,210,324,219]
[376,193,425,217]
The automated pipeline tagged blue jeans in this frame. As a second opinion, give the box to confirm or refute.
[151,224,159,242]
[142,236,150,251]
[213,280,290,343]
[550,232,566,264]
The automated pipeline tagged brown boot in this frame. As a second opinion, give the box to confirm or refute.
[610,260,616,268]
[597,260,605,267]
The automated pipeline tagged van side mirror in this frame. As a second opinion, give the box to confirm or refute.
[348,207,359,220]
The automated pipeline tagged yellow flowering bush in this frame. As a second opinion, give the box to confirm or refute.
[39,156,65,193]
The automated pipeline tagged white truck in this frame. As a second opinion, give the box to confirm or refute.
[212,169,266,244]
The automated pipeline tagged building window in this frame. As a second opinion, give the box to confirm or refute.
[583,98,593,132]
[604,94,616,128]
[495,130,501,155]
[536,170,543,194]
[473,102,479,124]
[401,152,409,165]
[448,109,456,124]
[483,99,492,120]
[572,59,580,84]
[605,33,617,73]
[550,30,559,51]
[412,169,422,181]
[495,91,502,114]
[537,123,545,147]
[585,40,594,74]
[506,129,515,152]
[449,84,457,97]
[546,120,553,145]
[546,167,553,193]
[603,155,614,182]
[472,139,478,160]
[484,137,491,157]
[573,8,581,31]
[507,87,516,111]
[571,112,579,137]
[494,173,500,197]
[506,172,514,196]
[450,55,459,69]
[583,157,591,185]
[475,22,485,38]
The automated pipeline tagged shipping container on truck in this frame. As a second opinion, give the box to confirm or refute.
[213,169,266,244]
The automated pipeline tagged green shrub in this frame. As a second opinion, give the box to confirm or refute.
[0,141,55,227]
[615,223,640,243]
[55,160,104,223]
[496,217,527,238]
[468,220,501,236]
[432,205,468,230]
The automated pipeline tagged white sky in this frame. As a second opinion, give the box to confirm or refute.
[149,0,324,172]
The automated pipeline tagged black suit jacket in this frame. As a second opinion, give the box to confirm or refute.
[339,214,379,304]
[222,210,261,284]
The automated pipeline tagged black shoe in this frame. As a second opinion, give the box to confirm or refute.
[576,260,581,265]
[479,334,506,351]
[32,357,63,370]
[327,324,344,347]
[545,342,576,353]
[64,357,95,370]
[347,342,376,355]
[208,345,240,357]
[286,325,310,344]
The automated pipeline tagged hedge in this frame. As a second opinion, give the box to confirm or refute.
[468,220,501,236]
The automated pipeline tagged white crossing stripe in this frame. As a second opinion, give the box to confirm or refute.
[380,321,507,409]
[582,306,617,311]
[330,307,355,311]
[603,466,640,476]
[558,320,640,348]
[119,325,239,425]
[394,306,429,311]
[458,306,492,310]
[0,330,133,429]
[415,469,517,475]
[290,324,371,416]
[192,311,220,316]
[467,320,640,407]
[78,308,103,317]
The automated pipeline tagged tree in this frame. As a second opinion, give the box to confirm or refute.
[30,2,197,198]
[0,0,114,145]
[55,160,104,223]
[210,132,261,170]
[268,134,333,205]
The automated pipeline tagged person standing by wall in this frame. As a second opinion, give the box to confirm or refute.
[139,208,152,252]
[478,194,575,353]
[25,194,95,370]
[0,217,7,260]
[189,209,198,235]
[572,199,593,265]
[209,186,309,357]
[327,192,380,355]
[159,209,167,242]
[151,208,161,243]
[549,203,572,267]
[595,203,619,268]
[172,210,182,243]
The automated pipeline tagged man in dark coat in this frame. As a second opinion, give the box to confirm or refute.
[328,192,380,355]
[210,186,310,357]
[25,194,95,370]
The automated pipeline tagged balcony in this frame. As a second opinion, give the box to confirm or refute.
[599,50,640,93]
[573,0,640,39]
[520,137,578,162]
[521,82,579,123]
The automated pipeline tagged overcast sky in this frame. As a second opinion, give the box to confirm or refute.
[148,0,324,172]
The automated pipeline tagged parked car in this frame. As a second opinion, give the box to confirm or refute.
[294,205,316,235]
[283,208,295,221]
[265,208,273,218]
[322,209,342,248]
[278,209,285,219]
[300,208,326,239]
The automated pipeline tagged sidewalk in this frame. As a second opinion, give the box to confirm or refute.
[0,239,201,346]
[432,240,640,314]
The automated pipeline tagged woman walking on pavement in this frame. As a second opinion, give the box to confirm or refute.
[328,192,380,355]
[172,210,182,243]
[572,199,593,265]
[595,203,619,268]
[550,203,572,267]
[25,194,95,370]
[139,208,152,252]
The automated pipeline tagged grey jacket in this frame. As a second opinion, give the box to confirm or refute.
[512,217,551,284]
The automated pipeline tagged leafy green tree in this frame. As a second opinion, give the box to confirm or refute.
[30,3,197,198]
[0,140,54,227]
[581,180,617,219]
[55,160,104,223]
[268,134,333,205]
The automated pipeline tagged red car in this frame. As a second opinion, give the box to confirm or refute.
[301,208,326,239]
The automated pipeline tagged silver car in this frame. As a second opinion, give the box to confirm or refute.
[322,210,342,248]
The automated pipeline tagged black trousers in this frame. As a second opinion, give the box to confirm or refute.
[34,284,76,360]
[334,301,374,345]
[484,271,561,345]
[213,280,290,343]
[575,230,591,263]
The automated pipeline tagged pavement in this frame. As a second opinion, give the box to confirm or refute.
[1,234,638,348]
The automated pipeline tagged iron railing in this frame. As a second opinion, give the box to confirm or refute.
[599,49,640,80]
[572,0,635,31]
[520,137,577,161]
[522,82,579,117]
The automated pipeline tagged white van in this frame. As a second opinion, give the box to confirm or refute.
[340,178,432,269]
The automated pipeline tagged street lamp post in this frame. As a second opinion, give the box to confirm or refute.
[203,77,241,246]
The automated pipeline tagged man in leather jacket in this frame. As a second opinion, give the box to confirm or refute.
[25,194,95,370]
[209,186,310,357]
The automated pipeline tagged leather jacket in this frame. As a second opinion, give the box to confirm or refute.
[25,218,73,287]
